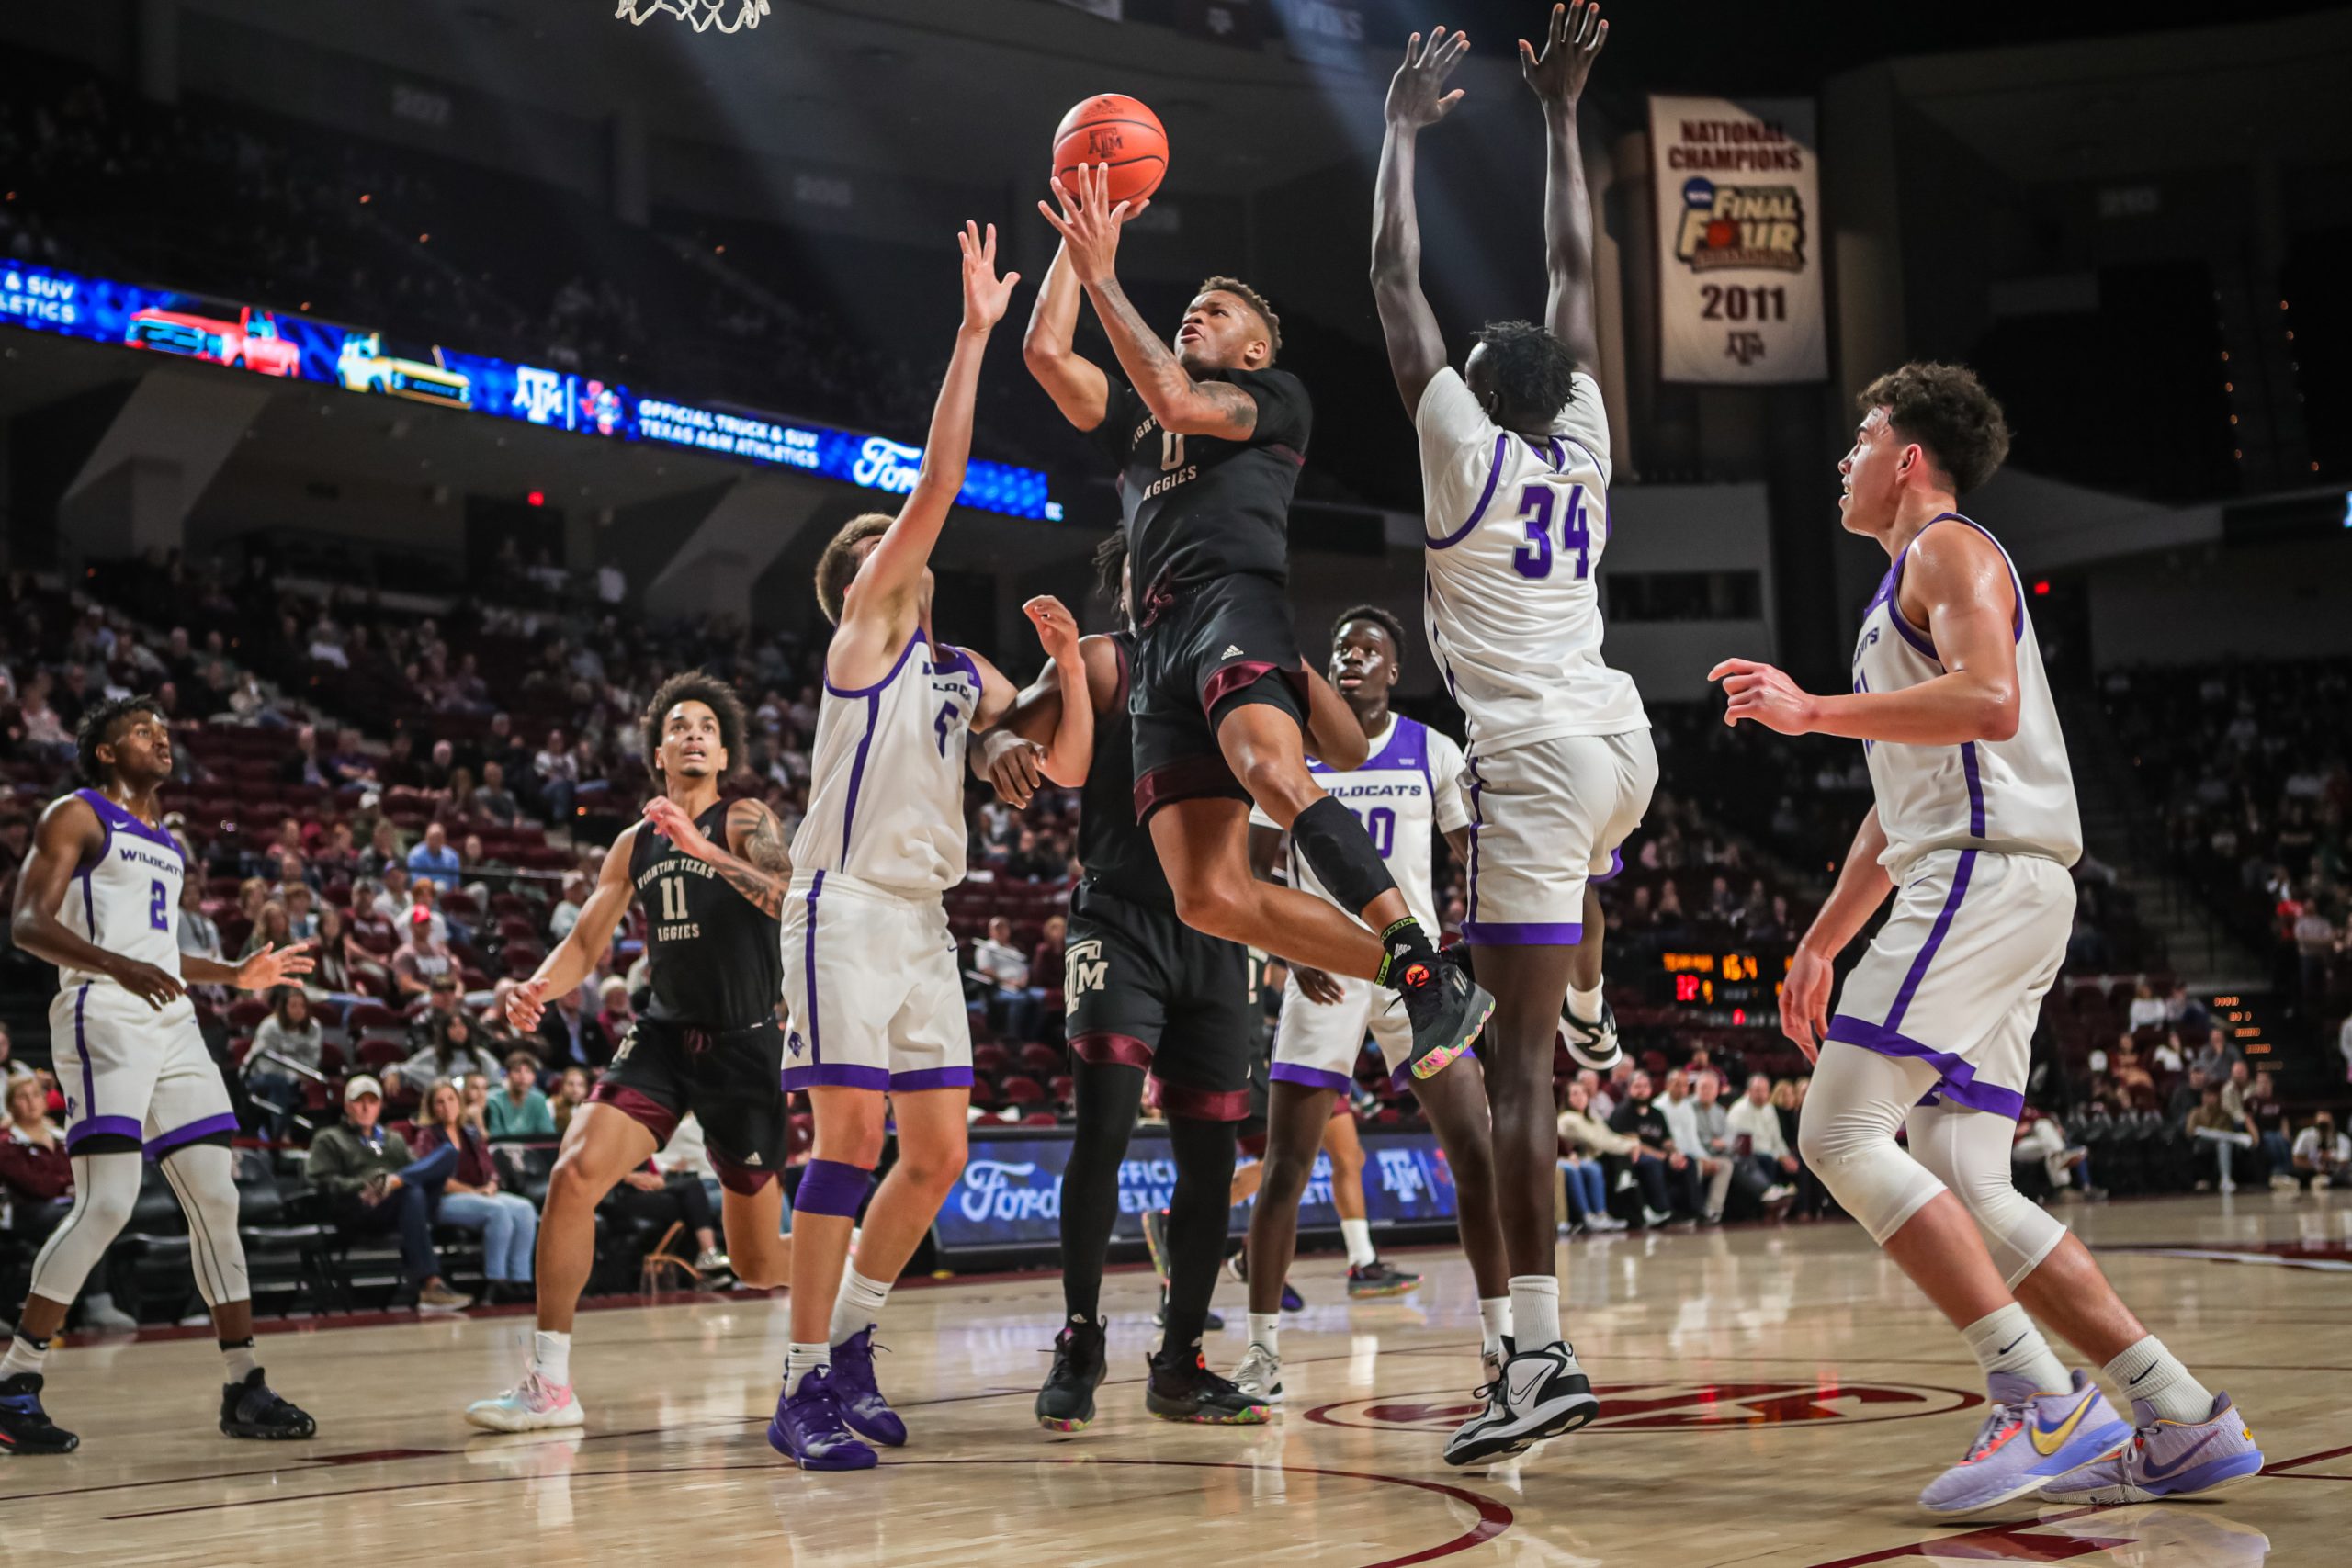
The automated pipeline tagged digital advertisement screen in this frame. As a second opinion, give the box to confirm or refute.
[932,1128,1461,1256]
[0,261,1057,521]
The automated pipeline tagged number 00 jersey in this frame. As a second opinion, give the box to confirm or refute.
[57,787,187,996]
[628,799,783,1031]
[1417,367,1645,756]
[791,627,980,896]
[1250,715,1469,932]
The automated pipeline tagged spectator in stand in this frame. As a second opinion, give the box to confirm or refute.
[535,983,611,1074]
[1606,1070,1701,1225]
[477,761,522,828]
[2126,981,2167,1032]
[421,739,457,795]
[370,864,413,926]
[410,874,465,947]
[2185,1085,2253,1193]
[970,916,1037,1042]
[535,728,579,823]
[2192,1025,2241,1083]
[1727,1072,1803,1201]
[390,908,457,1002]
[594,975,635,1049]
[407,821,462,893]
[548,874,589,943]
[278,724,331,789]
[281,883,319,942]
[436,767,479,826]
[407,974,469,1050]
[486,1050,556,1139]
[305,1076,472,1309]
[242,900,295,961]
[243,987,323,1140]
[2,1071,139,1328]
[1658,1069,1733,1224]
[2013,1109,2096,1201]
[550,1065,593,1134]
[411,1078,537,1304]
[314,822,359,880]
[176,874,225,966]
[2152,1030,2185,1077]
[459,1072,493,1137]
[393,1010,500,1101]
[360,820,404,881]
[2294,901,2341,996]
[1594,1059,1633,1123]
[2108,1033,2154,1099]
[2167,1066,2209,1124]
[1030,914,1067,1001]
[307,905,359,996]
[1550,1081,1626,1233]
[2290,1111,2347,1190]
[2245,1071,2292,1187]
[2219,1059,2254,1124]
[326,728,376,787]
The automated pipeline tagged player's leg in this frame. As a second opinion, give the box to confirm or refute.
[1406,1053,1511,1368]
[1241,1078,1334,1339]
[718,1181,791,1289]
[1228,1152,1264,1205]
[698,1020,795,1289]
[769,1080,884,1469]
[1559,735,1656,1074]
[1039,1044,1144,1430]
[0,1147,140,1453]
[1150,795,1385,976]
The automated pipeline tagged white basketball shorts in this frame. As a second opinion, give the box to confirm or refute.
[51,982,237,1156]
[1270,970,1416,1096]
[1462,728,1657,945]
[781,870,973,1093]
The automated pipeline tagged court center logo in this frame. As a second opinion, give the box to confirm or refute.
[1673,177,1806,274]
[1307,1379,1980,1435]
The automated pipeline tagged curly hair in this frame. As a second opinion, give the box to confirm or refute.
[1091,528,1128,608]
[75,694,164,784]
[1473,320,1582,423]
[1330,604,1409,657]
[1197,275,1283,364]
[1860,362,2011,494]
[639,670,747,780]
[813,512,894,626]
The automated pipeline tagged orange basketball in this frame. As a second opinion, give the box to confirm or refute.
[1051,94,1169,209]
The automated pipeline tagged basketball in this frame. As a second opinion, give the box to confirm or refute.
[1051,94,1168,208]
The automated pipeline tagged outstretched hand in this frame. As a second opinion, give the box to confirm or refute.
[957,220,1021,332]
[1385,28,1470,130]
[1709,658,1819,736]
[1037,163,1146,288]
[234,939,315,992]
[1023,595,1080,662]
[1521,1,1607,107]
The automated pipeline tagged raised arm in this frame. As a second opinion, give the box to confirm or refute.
[1017,596,1094,786]
[1372,28,1469,413]
[1023,242,1111,431]
[505,829,636,1033]
[1522,2,1609,369]
[973,634,1124,807]
[1039,164,1257,441]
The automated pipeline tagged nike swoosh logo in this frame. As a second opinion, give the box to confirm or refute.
[1998,1334,2028,1356]
[2029,1393,2098,1457]
[2139,1427,2222,1483]
[1506,1359,1554,1409]
[2128,1367,2154,1384]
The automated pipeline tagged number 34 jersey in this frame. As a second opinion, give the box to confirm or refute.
[791,627,980,897]
[1417,367,1646,757]
[1251,715,1469,933]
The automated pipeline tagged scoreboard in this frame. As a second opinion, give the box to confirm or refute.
[1648,948,1791,1024]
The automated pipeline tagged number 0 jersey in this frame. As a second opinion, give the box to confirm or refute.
[1250,715,1470,932]
[791,627,980,896]
[57,787,187,996]
[628,799,784,1031]
[1418,367,1646,756]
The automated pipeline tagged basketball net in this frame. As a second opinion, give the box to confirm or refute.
[616,0,769,34]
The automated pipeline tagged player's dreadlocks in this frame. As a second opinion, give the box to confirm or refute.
[1091,529,1128,607]
[1473,320,1582,425]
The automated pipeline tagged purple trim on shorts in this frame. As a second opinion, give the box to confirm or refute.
[1429,434,1511,549]
[1823,1014,2025,1120]
[783,1063,890,1092]
[824,627,925,698]
[1071,1032,1154,1070]
[66,1114,143,1149]
[801,872,825,1066]
[1590,849,1625,885]
[145,1112,241,1160]
[1157,1081,1251,1122]
[890,1067,973,1092]
[73,982,96,1129]
[1464,920,1584,946]
[1961,742,1986,838]
[1269,1061,1353,1095]
[1884,849,1975,1033]
[587,1082,682,1145]
[794,1156,874,1217]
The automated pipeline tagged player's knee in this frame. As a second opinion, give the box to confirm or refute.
[1235,750,1309,820]
[1258,1144,1317,1204]
[80,1180,139,1236]
[1168,871,1250,942]
[892,1136,969,1198]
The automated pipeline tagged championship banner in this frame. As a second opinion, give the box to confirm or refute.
[1647,95,1826,384]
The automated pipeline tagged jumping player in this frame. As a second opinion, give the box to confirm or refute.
[1028,164,1494,1090]
[977,531,1304,1428]
[1229,605,1510,1409]
[1711,361,2262,1514]
[1370,7,1653,1463]
[1,696,316,1452]
[769,223,1075,1471]
[467,671,795,1432]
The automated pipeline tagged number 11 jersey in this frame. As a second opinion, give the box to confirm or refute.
[1417,367,1645,756]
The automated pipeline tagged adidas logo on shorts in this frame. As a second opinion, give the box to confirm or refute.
[1221,644,1246,658]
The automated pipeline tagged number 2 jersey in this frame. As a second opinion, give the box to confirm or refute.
[790,626,980,897]
[1250,715,1470,931]
[56,787,188,995]
[1417,367,1646,755]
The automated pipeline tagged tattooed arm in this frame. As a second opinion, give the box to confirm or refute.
[639,796,794,919]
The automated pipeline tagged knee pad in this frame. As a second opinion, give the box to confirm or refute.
[794,1158,874,1219]
[1907,1102,2067,1287]
[159,1144,252,1308]
[1798,1076,1945,1247]
[1288,795,1400,915]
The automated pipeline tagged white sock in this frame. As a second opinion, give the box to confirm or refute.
[1478,1296,1513,1358]
[830,1267,890,1346]
[1248,1313,1281,1356]
[1567,982,1606,1020]
[1961,1303,2069,1395]
[786,1341,831,1389]
[1339,1218,1376,1269]
[533,1330,571,1386]
[1509,1274,1562,1350]
[2105,1335,2214,1426]
[1,1332,51,1379]
[220,1337,259,1383]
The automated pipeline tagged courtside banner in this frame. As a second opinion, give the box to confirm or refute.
[1647,95,1827,384]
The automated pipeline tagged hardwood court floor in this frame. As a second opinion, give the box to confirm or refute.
[6,1194,2346,1565]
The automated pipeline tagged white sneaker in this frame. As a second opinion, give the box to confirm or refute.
[1229,1342,1283,1405]
[1590,1213,1629,1232]
[1560,1002,1622,1073]
[465,1371,586,1433]
[1641,1206,1671,1228]
[81,1295,138,1331]
[2218,1178,2237,1195]
[1442,1339,1599,1467]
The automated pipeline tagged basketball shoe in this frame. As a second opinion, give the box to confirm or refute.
[1230,1341,1283,1404]
[1035,1318,1107,1432]
[1561,1000,1622,1073]
[1146,1348,1270,1425]
[1403,950,1496,1080]
[767,1367,876,1471]
[1222,1248,1305,1312]
[828,1326,906,1446]
[1149,1286,1225,1333]
[1346,1258,1421,1299]
[2037,1393,2265,1505]
[220,1369,315,1439]
[0,1372,78,1453]
[1917,1371,2132,1517]
[465,1371,585,1433]
[1142,1206,1171,1282]
[1443,1340,1599,1467]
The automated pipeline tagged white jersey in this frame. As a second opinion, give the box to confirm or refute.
[1251,715,1469,931]
[1417,367,1646,756]
[791,628,979,896]
[1853,514,2082,876]
[59,787,188,995]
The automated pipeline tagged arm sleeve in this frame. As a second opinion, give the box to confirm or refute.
[1224,367,1311,452]
[1550,371,1612,474]
[1428,731,1473,834]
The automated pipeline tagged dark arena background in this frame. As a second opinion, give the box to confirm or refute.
[0,2,2346,1562]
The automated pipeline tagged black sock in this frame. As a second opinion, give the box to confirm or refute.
[1158,1114,1238,1358]
[1059,1058,1146,1326]
[1374,916,1439,989]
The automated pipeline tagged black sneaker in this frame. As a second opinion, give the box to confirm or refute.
[1400,949,1495,1079]
[1035,1318,1108,1432]
[1145,1348,1270,1425]
[0,1371,79,1454]
[1220,1249,1301,1311]
[1150,1286,1224,1333]
[1561,999,1622,1072]
[1346,1258,1422,1299]
[220,1368,317,1440]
